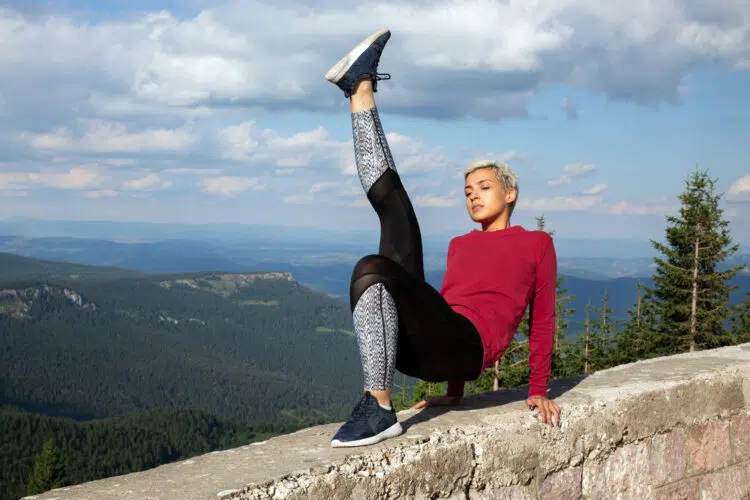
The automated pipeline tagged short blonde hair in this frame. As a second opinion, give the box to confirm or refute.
[464,160,519,216]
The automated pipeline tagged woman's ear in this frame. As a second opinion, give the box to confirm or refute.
[506,187,518,204]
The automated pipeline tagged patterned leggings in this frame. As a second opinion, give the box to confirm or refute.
[349,107,483,392]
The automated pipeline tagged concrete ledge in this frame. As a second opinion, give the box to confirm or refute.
[25,344,750,500]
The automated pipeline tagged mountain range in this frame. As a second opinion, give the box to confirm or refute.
[4,217,747,281]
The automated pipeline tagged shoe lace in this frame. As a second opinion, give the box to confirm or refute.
[373,72,391,81]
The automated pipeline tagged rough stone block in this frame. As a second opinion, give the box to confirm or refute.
[730,412,750,461]
[539,466,582,499]
[619,375,745,441]
[648,428,687,486]
[472,485,535,499]
[697,464,750,500]
[653,478,699,500]
[474,434,539,488]
[582,442,652,499]
[386,441,475,498]
[686,420,731,473]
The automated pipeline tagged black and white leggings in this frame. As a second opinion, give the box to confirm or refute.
[349,107,483,391]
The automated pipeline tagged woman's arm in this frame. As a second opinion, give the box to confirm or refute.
[527,235,557,398]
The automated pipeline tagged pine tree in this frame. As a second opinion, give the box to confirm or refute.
[569,301,595,375]
[410,380,446,405]
[589,290,615,370]
[646,167,745,354]
[393,374,411,411]
[615,281,662,364]
[27,439,67,495]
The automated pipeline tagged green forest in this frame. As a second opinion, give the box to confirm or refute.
[2,167,748,499]
[1,406,271,500]
[1,268,361,499]
[403,168,750,404]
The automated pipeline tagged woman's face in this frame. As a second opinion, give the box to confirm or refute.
[464,168,516,225]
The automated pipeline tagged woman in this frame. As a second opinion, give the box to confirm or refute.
[325,29,561,448]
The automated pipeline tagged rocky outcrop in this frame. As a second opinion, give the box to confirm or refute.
[159,272,295,297]
[0,285,96,318]
[23,344,750,500]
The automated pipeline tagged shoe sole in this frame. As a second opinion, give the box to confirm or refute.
[324,28,390,84]
[330,421,403,448]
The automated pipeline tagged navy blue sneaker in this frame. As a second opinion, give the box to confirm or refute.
[325,28,392,98]
[331,391,402,447]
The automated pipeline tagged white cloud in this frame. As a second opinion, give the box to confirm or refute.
[220,121,344,170]
[0,167,99,190]
[123,174,161,191]
[0,172,30,190]
[605,197,678,215]
[1,2,747,233]
[727,174,750,204]
[283,194,314,205]
[342,132,453,177]
[0,190,27,197]
[103,158,137,166]
[549,163,598,186]
[583,184,608,195]
[201,176,261,196]
[414,195,458,208]
[497,151,528,163]
[19,121,196,153]
[518,195,603,212]
[165,167,222,175]
[728,174,750,197]
[2,0,747,126]
[84,189,118,198]
[310,182,338,194]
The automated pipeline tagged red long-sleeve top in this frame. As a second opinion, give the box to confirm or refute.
[439,226,557,397]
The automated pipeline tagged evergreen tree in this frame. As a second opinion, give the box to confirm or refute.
[589,290,615,370]
[27,439,67,495]
[410,380,446,405]
[646,167,745,353]
[615,281,659,364]
[573,301,594,374]
[393,374,412,411]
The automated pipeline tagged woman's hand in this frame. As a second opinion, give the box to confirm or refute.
[410,394,463,410]
[526,395,561,426]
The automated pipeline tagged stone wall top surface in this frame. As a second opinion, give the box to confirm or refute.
[24,344,750,500]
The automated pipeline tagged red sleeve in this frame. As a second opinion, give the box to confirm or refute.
[528,235,557,397]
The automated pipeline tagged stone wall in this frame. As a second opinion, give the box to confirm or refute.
[24,344,750,500]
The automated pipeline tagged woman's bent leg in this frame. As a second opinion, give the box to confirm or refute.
[350,255,484,383]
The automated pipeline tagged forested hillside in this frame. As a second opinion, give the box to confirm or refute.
[1,406,260,500]
[0,253,361,426]
[0,253,363,499]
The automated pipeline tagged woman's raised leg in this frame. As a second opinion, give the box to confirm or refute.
[325,28,417,447]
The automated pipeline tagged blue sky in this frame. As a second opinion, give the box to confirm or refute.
[0,0,748,245]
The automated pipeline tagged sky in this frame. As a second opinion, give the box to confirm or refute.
[0,0,748,245]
